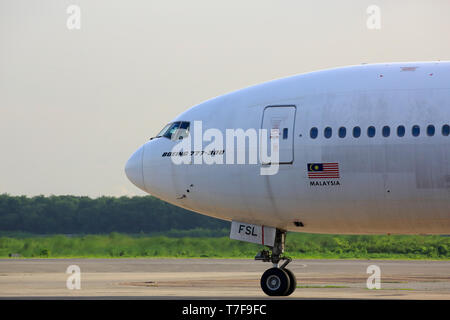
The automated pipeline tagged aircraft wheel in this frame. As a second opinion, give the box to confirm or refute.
[283,268,297,296]
[260,267,290,296]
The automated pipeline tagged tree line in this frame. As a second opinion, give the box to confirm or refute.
[0,194,228,234]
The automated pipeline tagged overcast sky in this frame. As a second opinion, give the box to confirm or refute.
[1,0,450,197]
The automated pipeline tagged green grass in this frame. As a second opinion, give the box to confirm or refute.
[0,232,449,259]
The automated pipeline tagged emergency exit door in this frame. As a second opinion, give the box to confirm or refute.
[261,105,296,164]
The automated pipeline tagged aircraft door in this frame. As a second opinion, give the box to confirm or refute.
[261,105,296,164]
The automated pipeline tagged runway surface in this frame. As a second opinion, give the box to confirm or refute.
[0,259,449,299]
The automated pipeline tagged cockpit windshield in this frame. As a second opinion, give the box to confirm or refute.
[154,121,190,140]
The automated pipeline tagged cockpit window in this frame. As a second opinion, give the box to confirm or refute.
[164,122,181,139]
[155,121,190,140]
[176,121,190,140]
[155,123,172,138]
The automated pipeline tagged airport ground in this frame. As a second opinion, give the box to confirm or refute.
[0,259,449,299]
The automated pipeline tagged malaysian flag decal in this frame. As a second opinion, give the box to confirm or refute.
[307,163,340,179]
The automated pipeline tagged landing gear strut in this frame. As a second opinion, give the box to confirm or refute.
[255,229,296,296]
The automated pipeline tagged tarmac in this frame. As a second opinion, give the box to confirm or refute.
[0,259,449,299]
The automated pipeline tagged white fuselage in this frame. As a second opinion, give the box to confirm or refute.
[126,62,450,235]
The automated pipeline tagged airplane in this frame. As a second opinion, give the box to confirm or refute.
[125,61,450,296]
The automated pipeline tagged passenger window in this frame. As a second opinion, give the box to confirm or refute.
[338,127,346,138]
[412,125,420,137]
[324,127,332,139]
[443,124,450,136]
[397,125,405,137]
[426,125,435,136]
[353,126,361,138]
[382,126,390,137]
[310,127,318,139]
[282,128,289,140]
[367,126,376,137]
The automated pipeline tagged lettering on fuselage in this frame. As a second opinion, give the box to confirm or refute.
[307,162,341,187]
[162,150,225,157]
[309,180,341,186]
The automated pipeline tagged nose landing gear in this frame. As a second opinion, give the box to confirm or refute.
[255,229,296,296]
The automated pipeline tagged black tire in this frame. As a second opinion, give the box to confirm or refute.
[260,267,291,296]
[283,268,297,296]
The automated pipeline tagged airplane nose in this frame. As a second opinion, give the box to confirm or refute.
[125,146,145,191]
